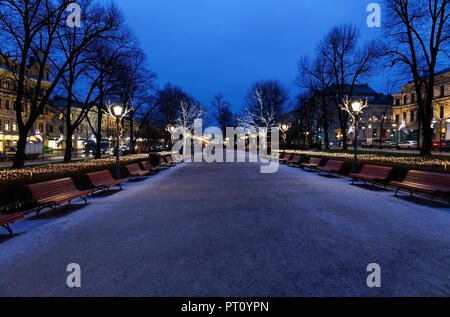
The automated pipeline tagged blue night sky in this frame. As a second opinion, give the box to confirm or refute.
[115,0,389,112]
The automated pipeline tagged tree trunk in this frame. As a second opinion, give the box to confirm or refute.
[129,111,135,154]
[95,104,103,159]
[421,115,433,155]
[12,130,29,168]
[64,128,74,162]
[323,116,330,150]
[379,121,384,149]
[95,77,104,159]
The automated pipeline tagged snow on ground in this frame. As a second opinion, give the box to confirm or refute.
[0,154,449,297]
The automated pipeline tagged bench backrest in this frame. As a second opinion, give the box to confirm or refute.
[26,178,79,199]
[290,156,301,163]
[404,170,450,189]
[309,158,321,165]
[141,161,154,170]
[164,155,174,163]
[284,154,293,160]
[360,165,393,178]
[125,164,142,174]
[324,160,344,170]
[86,170,114,187]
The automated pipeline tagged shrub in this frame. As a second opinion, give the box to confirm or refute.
[0,154,150,214]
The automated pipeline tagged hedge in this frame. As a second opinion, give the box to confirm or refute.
[0,154,152,214]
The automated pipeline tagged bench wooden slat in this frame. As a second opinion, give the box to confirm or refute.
[389,170,450,203]
[141,161,160,172]
[25,178,93,215]
[349,165,393,187]
[317,160,344,174]
[0,213,24,237]
[86,170,125,190]
[125,164,149,177]
[302,158,322,169]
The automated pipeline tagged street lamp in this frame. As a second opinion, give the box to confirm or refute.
[113,104,123,180]
[340,96,368,174]
[166,124,176,148]
[278,122,291,151]
[106,101,132,180]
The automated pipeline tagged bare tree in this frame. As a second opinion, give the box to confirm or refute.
[112,47,156,153]
[0,0,117,167]
[211,93,234,134]
[383,0,449,155]
[297,56,334,149]
[54,0,122,161]
[318,24,380,150]
[295,94,321,149]
[84,27,132,159]
[239,80,288,132]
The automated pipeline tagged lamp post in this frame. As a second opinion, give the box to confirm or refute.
[112,104,124,180]
[166,124,176,149]
[340,96,368,174]
[105,101,133,180]
[278,123,291,152]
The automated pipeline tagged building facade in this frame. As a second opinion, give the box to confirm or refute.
[328,84,394,147]
[0,59,52,154]
[392,69,450,143]
[48,96,139,152]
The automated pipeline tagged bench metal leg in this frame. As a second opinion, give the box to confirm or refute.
[2,224,13,237]
[394,188,400,197]
[82,197,88,204]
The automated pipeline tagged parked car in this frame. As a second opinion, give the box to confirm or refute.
[382,140,396,149]
[397,141,418,150]
[362,139,381,148]
[432,140,450,151]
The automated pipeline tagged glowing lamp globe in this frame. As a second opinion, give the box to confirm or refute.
[351,101,362,112]
[113,105,123,117]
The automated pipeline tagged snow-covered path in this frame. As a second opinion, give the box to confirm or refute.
[0,158,449,296]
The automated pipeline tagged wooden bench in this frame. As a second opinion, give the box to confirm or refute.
[349,164,393,188]
[389,170,450,203]
[141,161,161,173]
[287,155,301,167]
[125,164,149,178]
[280,153,293,164]
[302,158,322,170]
[86,170,126,192]
[26,178,93,215]
[317,160,344,175]
[0,213,24,237]
[159,156,170,169]
[164,155,176,167]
